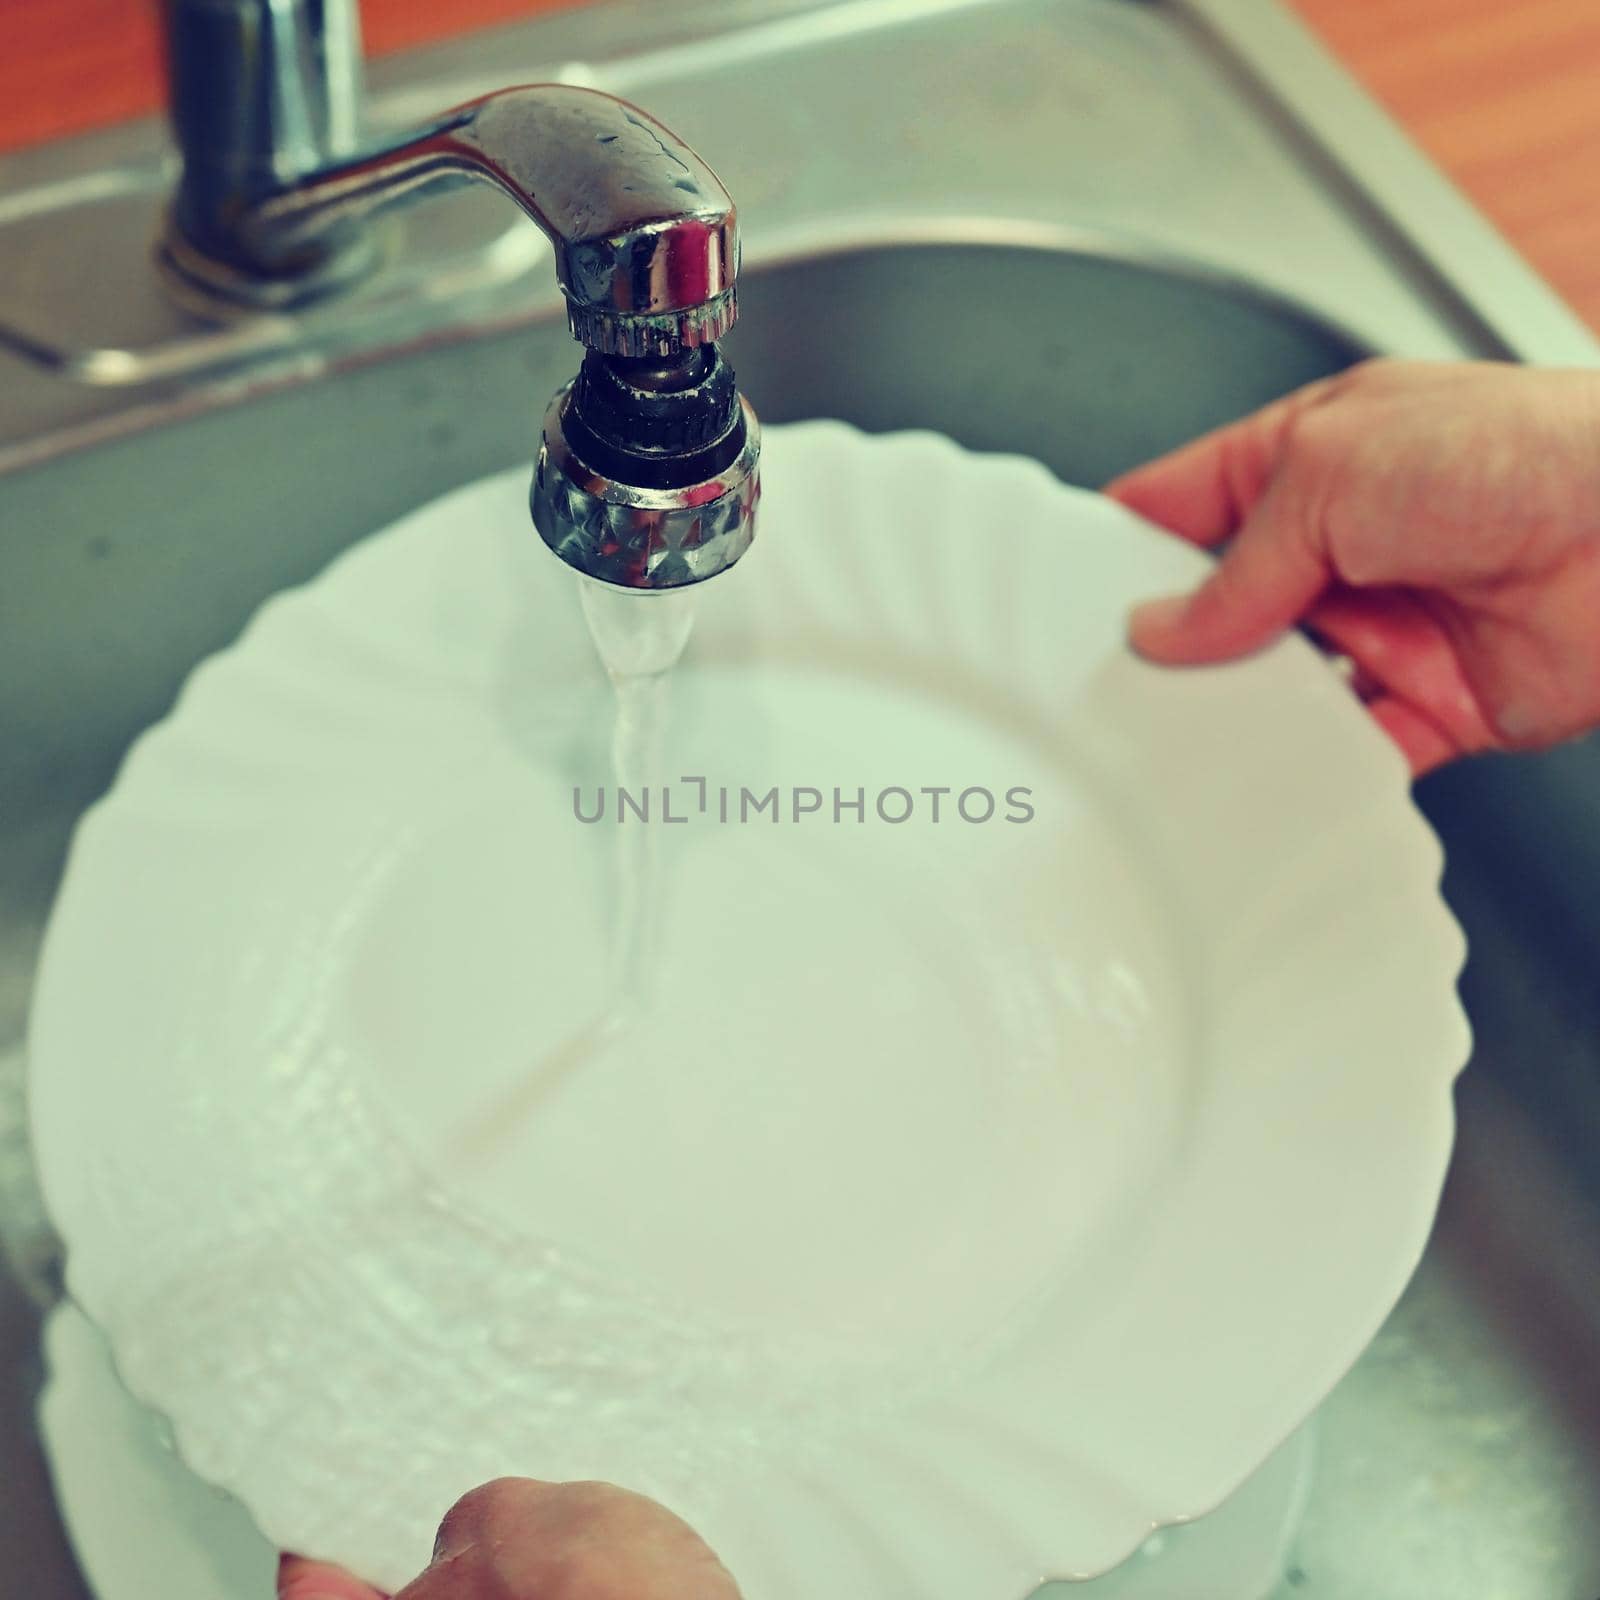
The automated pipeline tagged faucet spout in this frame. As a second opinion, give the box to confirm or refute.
[166,85,739,356]
[160,0,738,354]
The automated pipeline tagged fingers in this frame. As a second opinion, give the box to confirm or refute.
[1302,587,1495,760]
[1132,566,1486,773]
[278,1554,386,1600]
[1115,376,1348,661]
[1128,477,1330,662]
[400,1478,743,1600]
[1104,377,1336,546]
[1132,572,1473,772]
[1366,695,1459,776]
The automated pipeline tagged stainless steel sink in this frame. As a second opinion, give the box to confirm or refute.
[3,2,1599,1597]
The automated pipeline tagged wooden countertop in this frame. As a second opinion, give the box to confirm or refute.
[4,0,1600,333]
[1289,0,1600,339]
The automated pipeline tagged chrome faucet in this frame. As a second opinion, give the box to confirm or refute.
[160,0,759,590]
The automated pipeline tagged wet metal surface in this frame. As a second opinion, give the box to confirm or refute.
[2,4,1598,1596]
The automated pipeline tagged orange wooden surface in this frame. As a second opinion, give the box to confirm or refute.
[1289,0,1600,336]
[3,1,1600,330]
[0,1,589,152]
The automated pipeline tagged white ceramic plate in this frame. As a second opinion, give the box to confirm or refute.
[29,423,1468,1597]
[34,1301,1312,1600]
[37,1306,279,1600]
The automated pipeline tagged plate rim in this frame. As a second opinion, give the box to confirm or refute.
[27,419,1471,1592]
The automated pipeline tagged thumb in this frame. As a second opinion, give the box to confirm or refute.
[401,1479,742,1600]
[278,1554,386,1600]
[1128,479,1329,663]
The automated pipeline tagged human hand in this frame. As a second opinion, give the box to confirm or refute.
[278,1478,741,1600]
[1106,358,1600,774]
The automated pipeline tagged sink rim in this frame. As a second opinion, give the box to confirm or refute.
[0,219,1379,479]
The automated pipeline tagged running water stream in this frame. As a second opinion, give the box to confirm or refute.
[445,580,696,1161]
[578,580,699,1015]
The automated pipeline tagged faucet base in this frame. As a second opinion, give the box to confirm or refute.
[155,209,386,317]
[0,176,549,412]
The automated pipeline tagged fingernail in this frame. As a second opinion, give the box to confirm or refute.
[1128,593,1190,641]
[433,1521,477,1566]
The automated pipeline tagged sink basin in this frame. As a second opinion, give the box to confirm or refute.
[726,242,1369,484]
[2,1,1599,1596]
